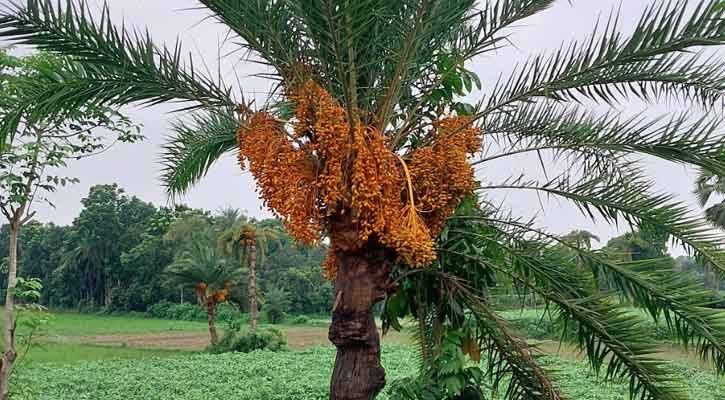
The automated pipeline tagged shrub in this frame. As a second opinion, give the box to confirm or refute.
[209,321,287,354]
[291,315,310,325]
[146,301,241,323]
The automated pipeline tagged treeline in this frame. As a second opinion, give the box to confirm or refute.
[0,183,333,315]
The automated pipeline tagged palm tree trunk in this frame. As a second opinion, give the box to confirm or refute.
[0,223,19,400]
[328,236,391,400]
[248,244,258,334]
[207,302,219,345]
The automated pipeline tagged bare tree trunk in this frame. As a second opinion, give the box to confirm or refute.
[328,237,391,400]
[248,244,258,334]
[0,224,19,400]
[530,287,537,309]
[207,302,219,345]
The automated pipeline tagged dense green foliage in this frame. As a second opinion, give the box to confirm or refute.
[209,321,287,354]
[146,302,241,324]
[11,346,725,400]
[0,184,332,315]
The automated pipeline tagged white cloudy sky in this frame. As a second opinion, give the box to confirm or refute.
[4,0,722,255]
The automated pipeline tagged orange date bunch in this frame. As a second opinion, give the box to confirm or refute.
[236,81,481,278]
[195,282,232,306]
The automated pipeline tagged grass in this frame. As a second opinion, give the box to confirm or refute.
[16,343,189,366]
[39,312,209,336]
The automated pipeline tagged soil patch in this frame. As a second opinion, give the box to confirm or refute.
[50,325,409,351]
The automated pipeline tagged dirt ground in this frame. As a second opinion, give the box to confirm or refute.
[57,325,410,351]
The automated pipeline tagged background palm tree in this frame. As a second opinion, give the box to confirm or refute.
[561,230,600,250]
[695,169,725,229]
[217,214,280,333]
[262,286,291,325]
[165,242,240,345]
[2,1,725,399]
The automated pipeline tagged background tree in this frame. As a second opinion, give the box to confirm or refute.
[164,242,239,345]
[262,286,291,325]
[561,230,600,250]
[602,229,671,262]
[216,209,286,332]
[3,2,725,399]
[0,49,140,399]
[0,187,331,315]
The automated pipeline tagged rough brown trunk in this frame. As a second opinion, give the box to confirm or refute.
[207,302,219,345]
[248,244,258,334]
[328,238,391,400]
[0,224,19,400]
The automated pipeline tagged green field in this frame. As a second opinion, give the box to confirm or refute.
[8,311,725,399]
[12,346,725,400]
[16,343,189,365]
[32,312,209,336]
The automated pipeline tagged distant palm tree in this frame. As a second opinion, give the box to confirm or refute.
[561,230,600,250]
[262,286,291,325]
[165,242,240,344]
[695,169,725,229]
[217,215,280,333]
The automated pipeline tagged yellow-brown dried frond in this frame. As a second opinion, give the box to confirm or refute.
[237,112,321,245]
[322,248,339,280]
[409,116,482,236]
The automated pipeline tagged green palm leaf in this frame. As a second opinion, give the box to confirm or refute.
[161,109,240,197]
[0,0,234,141]
[477,0,725,117]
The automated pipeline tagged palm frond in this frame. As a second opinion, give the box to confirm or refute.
[0,0,234,140]
[477,0,725,115]
[480,172,725,275]
[693,168,725,207]
[476,214,725,375]
[456,281,561,400]
[705,201,725,229]
[161,109,239,197]
[165,241,240,289]
[468,0,556,56]
[478,103,725,176]
[198,0,300,80]
[442,241,685,400]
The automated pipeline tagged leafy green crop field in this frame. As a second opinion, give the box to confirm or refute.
[12,346,725,400]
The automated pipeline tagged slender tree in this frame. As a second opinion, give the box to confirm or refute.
[218,214,280,333]
[0,49,139,399]
[2,2,725,399]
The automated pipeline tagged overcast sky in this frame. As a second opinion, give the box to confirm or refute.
[4,0,722,255]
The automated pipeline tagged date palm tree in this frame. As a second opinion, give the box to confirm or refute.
[165,241,240,345]
[217,214,280,333]
[2,1,725,399]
